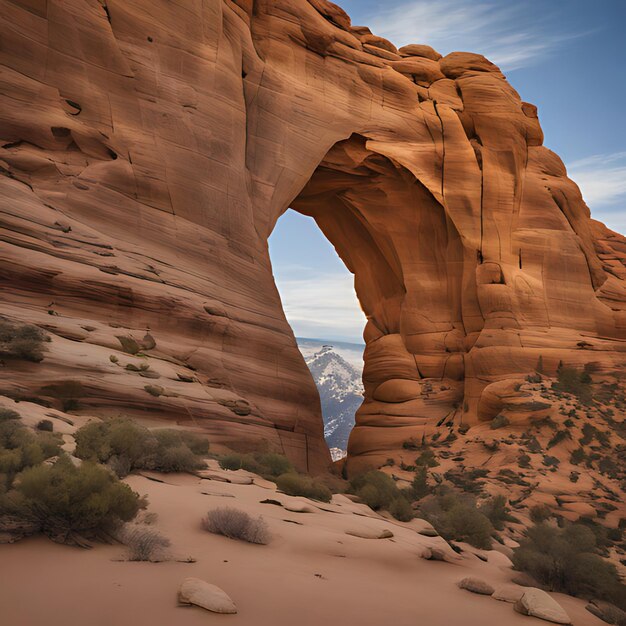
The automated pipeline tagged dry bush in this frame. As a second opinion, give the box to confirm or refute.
[0,317,47,362]
[121,525,171,561]
[201,507,269,545]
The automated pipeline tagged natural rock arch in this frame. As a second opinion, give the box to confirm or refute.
[1,0,625,475]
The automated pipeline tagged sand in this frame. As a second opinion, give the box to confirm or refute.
[0,471,604,626]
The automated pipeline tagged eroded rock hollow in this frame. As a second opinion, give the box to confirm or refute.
[1,0,625,475]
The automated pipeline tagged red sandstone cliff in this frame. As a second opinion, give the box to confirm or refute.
[1,0,625,481]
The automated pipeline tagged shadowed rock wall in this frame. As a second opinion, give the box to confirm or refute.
[1,0,625,474]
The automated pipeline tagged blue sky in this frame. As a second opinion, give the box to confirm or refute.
[269,0,626,343]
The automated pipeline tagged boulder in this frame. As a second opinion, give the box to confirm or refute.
[492,584,525,603]
[458,578,494,595]
[514,589,571,624]
[178,578,237,614]
[346,528,393,539]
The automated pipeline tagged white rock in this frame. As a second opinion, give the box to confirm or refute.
[178,578,237,614]
[514,588,571,624]
[492,584,524,603]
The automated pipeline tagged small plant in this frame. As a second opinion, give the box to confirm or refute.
[512,522,625,609]
[144,385,163,397]
[6,456,144,543]
[480,495,514,531]
[40,380,85,412]
[0,317,47,362]
[388,497,413,522]
[415,448,439,468]
[409,466,431,500]
[74,419,208,476]
[0,408,20,422]
[202,507,269,544]
[417,490,494,549]
[529,504,552,523]
[547,429,571,449]
[490,415,510,429]
[36,419,54,432]
[349,470,405,512]
[275,473,332,502]
[121,525,171,561]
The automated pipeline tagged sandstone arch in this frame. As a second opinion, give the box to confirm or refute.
[1,0,625,475]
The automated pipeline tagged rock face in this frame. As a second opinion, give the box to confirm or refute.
[1,0,625,475]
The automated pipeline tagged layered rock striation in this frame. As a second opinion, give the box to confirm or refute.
[1,0,625,475]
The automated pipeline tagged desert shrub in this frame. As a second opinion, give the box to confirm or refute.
[554,362,593,404]
[202,507,269,544]
[490,415,510,429]
[40,380,85,411]
[547,430,571,449]
[570,448,585,464]
[0,408,20,422]
[388,497,413,522]
[75,419,208,476]
[218,451,293,478]
[409,465,431,500]
[415,448,439,467]
[402,437,421,450]
[120,525,171,561]
[151,429,208,472]
[542,455,560,467]
[275,473,331,502]
[0,317,47,362]
[218,452,261,473]
[418,491,494,549]
[512,523,626,609]
[518,453,531,468]
[256,452,293,477]
[529,504,553,523]
[444,468,489,494]
[349,470,404,511]
[480,495,514,531]
[8,456,143,542]
[0,419,62,489]
[36,419,54,432]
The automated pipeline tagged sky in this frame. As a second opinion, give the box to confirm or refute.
[269,0,626,343]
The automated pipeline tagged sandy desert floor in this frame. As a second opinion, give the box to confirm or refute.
[0,465,606,626]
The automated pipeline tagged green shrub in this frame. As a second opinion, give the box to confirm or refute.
[389,497,413,522]
[0,419,62,489]
[0,317,47,362]
[36,419,54,432]
[409,466,431,500]
[570,448,585,464]
[547,430,571,449]
[512,523,626,609]
[218,451,293,478]
[349,470,402,510]
[415,448,439,467]
[275,473,331,502]
[74,419,208,475]
[218,452,261,473]
[0,408,20,422]
[11,456,143,541]
[40,380,85,412]
[418,491,493,549]
[529,504,553,523]
[554,362,593,404]
[480,495,514,531]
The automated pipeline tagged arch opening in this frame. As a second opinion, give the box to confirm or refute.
[271,134,469,474]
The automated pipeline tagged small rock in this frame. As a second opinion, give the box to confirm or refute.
[346,528,393,539]
[284,502,317,514]
[585,600,626,625]
[178,578,237,614]
[421,547,446,561]
[458,577,494,595]
[492,584,524,603]
[514,588,571,624]
[417,527,439,537]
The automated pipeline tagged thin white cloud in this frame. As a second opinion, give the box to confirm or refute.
[366,0,583,71]
[273,270,366,342]
[567,152,626,234]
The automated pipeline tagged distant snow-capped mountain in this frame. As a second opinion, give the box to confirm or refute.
[297,338,364,454]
